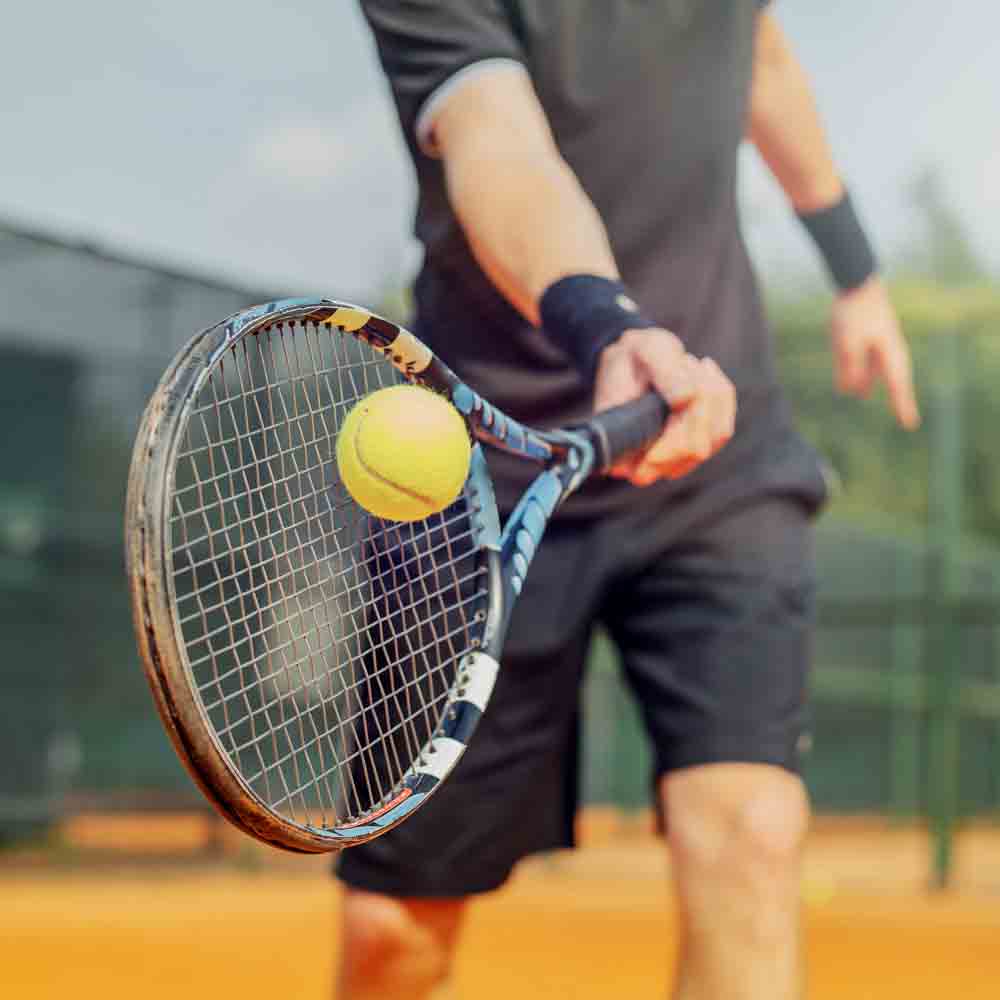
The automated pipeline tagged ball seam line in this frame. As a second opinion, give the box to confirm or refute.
[351,422,438,509]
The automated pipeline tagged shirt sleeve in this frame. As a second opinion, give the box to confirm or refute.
[360,0,527,156]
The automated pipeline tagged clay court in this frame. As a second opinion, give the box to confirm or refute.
[4,813,1000,999]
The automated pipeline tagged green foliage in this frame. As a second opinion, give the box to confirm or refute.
[902,167,990,286]
[770,280,1000,540]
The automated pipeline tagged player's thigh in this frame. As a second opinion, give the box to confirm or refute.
[605,495,816,778]
[337,519,605,896]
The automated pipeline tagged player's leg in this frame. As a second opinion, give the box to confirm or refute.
[662,763,809,1000]
[334,519,600,999]
[337,891,465,1000]
[604,493,817,1000]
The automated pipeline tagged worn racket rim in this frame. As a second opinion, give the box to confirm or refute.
[126,297,668,853]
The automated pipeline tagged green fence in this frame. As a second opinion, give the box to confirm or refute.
[582,287,1000,887]
[0,221,274,835]
[2,218,999,886]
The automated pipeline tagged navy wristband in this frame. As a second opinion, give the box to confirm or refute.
[797,191,878,292]
[539,275,658,380]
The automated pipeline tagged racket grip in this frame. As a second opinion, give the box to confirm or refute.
[589,391,670,470]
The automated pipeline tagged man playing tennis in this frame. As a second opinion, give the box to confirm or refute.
[340,3,919,997]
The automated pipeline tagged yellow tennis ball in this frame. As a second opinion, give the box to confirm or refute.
[336,384,472,522]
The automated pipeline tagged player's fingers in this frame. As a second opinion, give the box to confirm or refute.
[835,333,867,395]
[673,361,714,462]
[643,391,711,477]
[878,337,921,429]
[631,330,697,408]
[626,357,722,484]
[633,447,701,484]
[855,343,878,398]
[699,357,736,453]
[682,397,713,468]
[648,355,705,460]
[628,461,660,486]
[623,414,685,484]
[607,454,642,480]
[662,455,701,479]
[593,340,642,413]
[612,350,735,486]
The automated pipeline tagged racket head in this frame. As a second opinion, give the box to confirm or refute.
[126,299,505,853]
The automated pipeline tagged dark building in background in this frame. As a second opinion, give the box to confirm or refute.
[0,220,284,838]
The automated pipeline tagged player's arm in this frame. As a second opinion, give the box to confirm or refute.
[429,70,735,484]
[748,10,920,429]
[432,70,614,324]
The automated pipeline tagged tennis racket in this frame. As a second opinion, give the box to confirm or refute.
[126,297,668,853]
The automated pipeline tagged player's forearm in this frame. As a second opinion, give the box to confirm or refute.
[748,14,843,213]
[432,70,660,381]
[437,84,617,325]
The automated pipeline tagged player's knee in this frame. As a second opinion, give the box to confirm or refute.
[666,766,810,883]
[341,891,413,965]
[735,779,810,888]
[339,890,462,997]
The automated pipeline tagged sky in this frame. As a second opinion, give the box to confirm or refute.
[3,1,997,300]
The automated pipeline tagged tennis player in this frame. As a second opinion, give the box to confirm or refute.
[339,3,919,997]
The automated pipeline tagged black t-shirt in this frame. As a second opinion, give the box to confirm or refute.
[360,0,827,517]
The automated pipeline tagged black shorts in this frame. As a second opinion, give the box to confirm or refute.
[337,489,818,897]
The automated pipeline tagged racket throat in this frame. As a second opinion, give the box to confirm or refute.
[497,468,562,610]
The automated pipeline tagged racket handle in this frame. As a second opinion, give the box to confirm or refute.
[588,391,670,470]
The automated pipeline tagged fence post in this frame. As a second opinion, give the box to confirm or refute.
[889,550,921,821]
[924,330,963,889]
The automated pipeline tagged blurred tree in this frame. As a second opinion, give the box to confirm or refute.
[903,166,989,285]
[769,280,1000,539]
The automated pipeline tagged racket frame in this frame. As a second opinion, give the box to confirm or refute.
[126,298,597,853]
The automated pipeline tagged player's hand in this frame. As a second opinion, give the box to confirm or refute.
[593,329,736,486]
[830,276,920,430]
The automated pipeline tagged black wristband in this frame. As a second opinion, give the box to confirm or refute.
[539,275,658,380]
[797,191,878,292]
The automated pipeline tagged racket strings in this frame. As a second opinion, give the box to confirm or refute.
[196,567,487,722]
[182,327,389,821]
[169,319,487,828]
[249,609,477,806]
[196,572,487,784]
[175,505,477,642]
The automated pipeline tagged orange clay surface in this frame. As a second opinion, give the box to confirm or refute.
[3,811,1000,999]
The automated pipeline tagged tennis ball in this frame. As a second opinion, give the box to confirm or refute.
[336,384,472,522]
